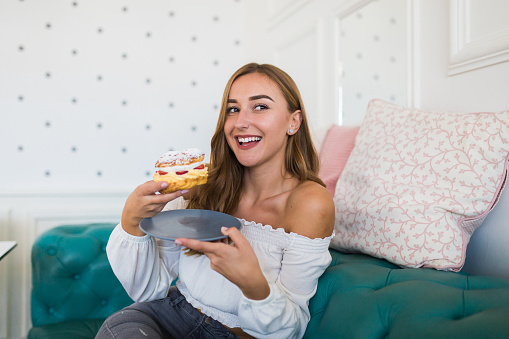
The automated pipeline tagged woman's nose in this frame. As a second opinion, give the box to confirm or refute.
[234,109,250,129]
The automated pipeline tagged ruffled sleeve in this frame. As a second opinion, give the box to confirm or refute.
[106,225,181,302]
[106,196,187,302]
[238,231,333,338]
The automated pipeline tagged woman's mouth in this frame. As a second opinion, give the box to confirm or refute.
[236,136,262,149]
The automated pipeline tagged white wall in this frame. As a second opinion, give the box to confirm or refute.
[418,0,509,113]
[242,0,509,123]
[340,0,408,125]
[242,0,509,280]
[0,0,246,194]
[0,1,246,338]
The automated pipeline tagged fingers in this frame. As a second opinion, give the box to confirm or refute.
[175,237,222,254]
[175,227,243,257]
[221,226,247,247]
[138,180,169,195]
[136,181,188,203]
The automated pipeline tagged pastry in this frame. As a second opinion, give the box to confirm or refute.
[153,148,208,193]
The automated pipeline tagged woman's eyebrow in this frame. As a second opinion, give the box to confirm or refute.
[250,94,274,102]
[227,95,274,104]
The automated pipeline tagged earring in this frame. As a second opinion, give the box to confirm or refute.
[289,129,294,134]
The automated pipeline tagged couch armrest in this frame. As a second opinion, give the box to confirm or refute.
[31,224,133,327]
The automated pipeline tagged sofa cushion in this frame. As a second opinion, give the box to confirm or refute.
[28,319,104,339]
[304,249,509,338]
[318,124,360,195]
[331,99,509,271]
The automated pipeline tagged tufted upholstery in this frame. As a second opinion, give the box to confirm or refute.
[29,224,132,339]
[29,224,509,338]
[305,251,509,338]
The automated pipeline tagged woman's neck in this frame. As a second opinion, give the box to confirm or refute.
[242,164,298,203]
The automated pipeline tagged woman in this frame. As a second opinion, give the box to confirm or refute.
[97,63,335,339]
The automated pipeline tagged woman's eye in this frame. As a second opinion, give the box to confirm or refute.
[254,104,268,111]
[227,107,239,114]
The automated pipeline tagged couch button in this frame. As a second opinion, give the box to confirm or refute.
[47,247,57,256]
[205,317,212,325]
[48,307,54,314]
[73,274,80,280]
[100,300,107,305]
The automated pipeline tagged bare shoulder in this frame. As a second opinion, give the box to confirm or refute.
[285,181,335,239]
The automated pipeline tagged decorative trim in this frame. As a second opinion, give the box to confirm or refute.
[20,206,123,335]
[449,0,509,75]
[0,188,130,198]
[268,0,311,30]
[333,0,374,124]
[331,0,373,19]
[0,209,11,339]
[406,0,420,108]
[334,0,418,110]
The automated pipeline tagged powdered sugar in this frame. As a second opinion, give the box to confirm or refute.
[156,148,204,166]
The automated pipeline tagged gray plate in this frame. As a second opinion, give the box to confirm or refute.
[139,209,242,241]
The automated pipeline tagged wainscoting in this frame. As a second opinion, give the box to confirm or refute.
[0,190,127,339]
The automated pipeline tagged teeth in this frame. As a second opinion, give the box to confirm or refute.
[238,137,261,143]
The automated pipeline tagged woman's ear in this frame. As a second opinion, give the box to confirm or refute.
[288,110,302,135]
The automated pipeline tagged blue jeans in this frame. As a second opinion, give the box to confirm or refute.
[96,286,239,339]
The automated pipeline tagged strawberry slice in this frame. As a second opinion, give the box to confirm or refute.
[194,164,205,170]
[157,171,168,175]
[176,171,188,175]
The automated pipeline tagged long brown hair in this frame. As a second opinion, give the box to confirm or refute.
[187,63,324,214]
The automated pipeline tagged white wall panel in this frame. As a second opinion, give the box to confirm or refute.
[0,192,126,339]
[0,209,12,339]
[420,0,509,113]
[273,23,320,131]
[338,0,409,125]
[268,0,311,28]
[449,0,509,75]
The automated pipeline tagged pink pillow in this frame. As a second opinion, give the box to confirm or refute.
[318,125,360,196]
[331,99,509,271]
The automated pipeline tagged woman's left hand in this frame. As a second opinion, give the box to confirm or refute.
[175,227,270,300]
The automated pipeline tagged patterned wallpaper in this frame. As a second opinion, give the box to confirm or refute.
[0,0,244,192]
[340,0,407,126]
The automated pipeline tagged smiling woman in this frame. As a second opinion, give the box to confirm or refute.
[224,73,300,163]
[98,63,335,339]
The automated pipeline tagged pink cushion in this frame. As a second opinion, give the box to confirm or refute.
[331,99,509,271]
[318,125,360,196]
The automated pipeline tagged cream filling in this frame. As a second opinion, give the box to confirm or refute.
[155,160,204,173]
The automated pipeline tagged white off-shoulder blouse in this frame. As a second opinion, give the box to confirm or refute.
[106,198,333,339]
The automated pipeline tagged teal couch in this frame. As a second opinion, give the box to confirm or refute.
[30,224,509,338]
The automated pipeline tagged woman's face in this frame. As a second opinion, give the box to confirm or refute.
[224,72,300,169]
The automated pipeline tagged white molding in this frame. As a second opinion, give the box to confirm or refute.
[272,19,319,62]
[332,0,374,125]
[407,0,420,108]
[331,14,342,125]
[19,206,122,336]
[449,0,509,75]
[0,209,12,339]
[331,0,373,19]
[272,18,321,122]
[27,207,122,238]
[0,187,131,198]
[268,0,312,30]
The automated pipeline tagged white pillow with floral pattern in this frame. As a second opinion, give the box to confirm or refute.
[331,99,509,271]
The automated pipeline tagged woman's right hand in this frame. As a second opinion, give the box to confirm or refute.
[121,181,188,236]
